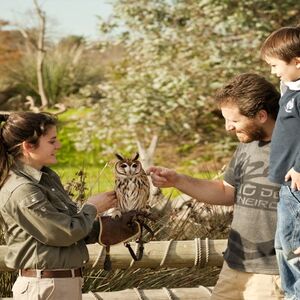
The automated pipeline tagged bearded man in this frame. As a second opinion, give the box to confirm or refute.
[148,73,284,300]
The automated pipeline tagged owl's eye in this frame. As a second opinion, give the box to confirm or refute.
[132,163,138,168]
[120,163,127,168]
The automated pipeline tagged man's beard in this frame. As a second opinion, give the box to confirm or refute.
[235,124,267,143]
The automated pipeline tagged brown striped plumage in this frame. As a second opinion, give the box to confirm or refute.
[112,153,150,218]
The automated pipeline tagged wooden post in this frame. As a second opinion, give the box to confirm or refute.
[88,239,225,270]
[0,239,226,271]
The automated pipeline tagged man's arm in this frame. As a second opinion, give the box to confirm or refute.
[148,166,235,206]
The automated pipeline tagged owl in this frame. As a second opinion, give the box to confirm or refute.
[112,152,150,218]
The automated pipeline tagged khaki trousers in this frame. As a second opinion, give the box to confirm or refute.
[211,261,284,300]
[12,276,83,300]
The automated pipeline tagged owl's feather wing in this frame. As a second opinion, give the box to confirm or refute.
[115,175,150,212]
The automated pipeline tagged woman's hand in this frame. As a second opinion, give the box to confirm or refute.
[87,191,117,213]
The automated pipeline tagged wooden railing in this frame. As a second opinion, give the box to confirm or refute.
[0,239,227,299]
[2,287,213,300]
[0,239,226,271]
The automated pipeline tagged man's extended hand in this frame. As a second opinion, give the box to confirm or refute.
[147,166,179,188]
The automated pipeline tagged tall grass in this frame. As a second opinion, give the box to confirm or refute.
[5,43,105,106]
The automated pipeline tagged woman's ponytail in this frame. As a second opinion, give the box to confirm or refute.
[0,114,10,188]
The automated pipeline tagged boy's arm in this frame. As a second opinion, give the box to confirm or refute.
[289,96,300,190]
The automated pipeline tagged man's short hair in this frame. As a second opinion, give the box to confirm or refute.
[215,73,280,121]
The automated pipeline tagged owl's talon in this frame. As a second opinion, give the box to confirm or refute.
[138,208,151,219]
[130,215,137,223]
[110,210,122,219]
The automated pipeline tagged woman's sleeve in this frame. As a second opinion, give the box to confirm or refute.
[6,183,97,247]
[84,219,100,244]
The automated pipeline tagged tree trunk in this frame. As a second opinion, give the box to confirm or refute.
[33,0,48,108]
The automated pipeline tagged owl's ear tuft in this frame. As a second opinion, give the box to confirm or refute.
[115,153,124,161]
[132,152,139,161]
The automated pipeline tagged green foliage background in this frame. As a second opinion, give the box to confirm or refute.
[1,0,300,297]
[3,0,296,177]
[2,0,299,167]
[91,0,299,147]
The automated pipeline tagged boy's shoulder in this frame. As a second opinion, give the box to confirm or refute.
[281,86,300,106]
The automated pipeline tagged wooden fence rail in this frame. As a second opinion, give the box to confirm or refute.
[1,286,213,300]
[0,239,226,271]
[0,239,227,299]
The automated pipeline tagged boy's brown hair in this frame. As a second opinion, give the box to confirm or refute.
[260,26,300,63]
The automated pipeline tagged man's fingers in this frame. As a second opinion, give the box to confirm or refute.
[146,166,162,175]
[151,173,167,182]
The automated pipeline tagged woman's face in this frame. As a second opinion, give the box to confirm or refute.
[25,125,61,170]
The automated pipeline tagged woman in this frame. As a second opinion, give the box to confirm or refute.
[0,111,116,299]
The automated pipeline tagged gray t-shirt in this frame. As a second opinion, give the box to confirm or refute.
[223,141,280,274]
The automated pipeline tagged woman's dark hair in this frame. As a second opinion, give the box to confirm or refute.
[215,73,280,120]
[0,112,57,187]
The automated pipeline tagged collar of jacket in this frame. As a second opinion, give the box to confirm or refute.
[11,161,52,183]
[283,78,300,91]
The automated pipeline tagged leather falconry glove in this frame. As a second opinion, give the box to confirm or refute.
[98,210,142,246]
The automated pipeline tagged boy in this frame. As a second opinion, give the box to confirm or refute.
[261,26,300,300]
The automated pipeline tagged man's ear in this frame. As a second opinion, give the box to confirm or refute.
[257,110,268,123]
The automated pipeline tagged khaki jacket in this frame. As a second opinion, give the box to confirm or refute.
[0,162,97,270]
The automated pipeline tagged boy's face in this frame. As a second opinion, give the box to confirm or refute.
[265,56,300,82]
